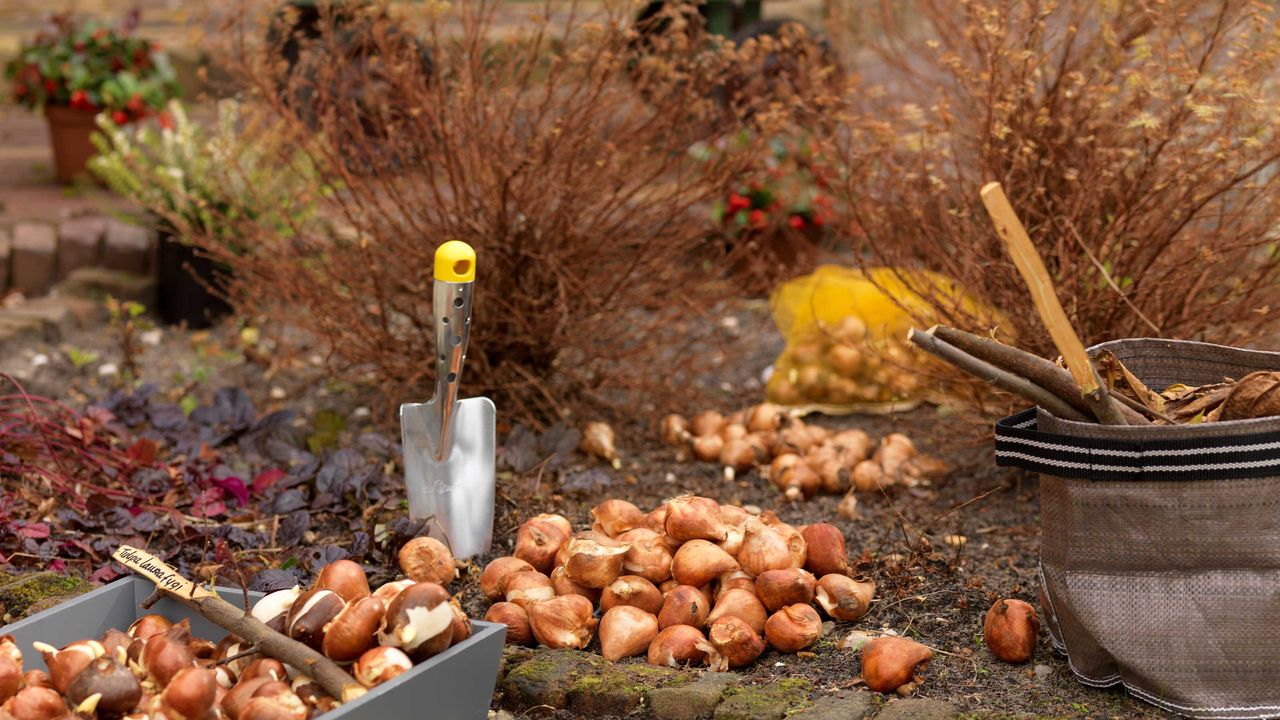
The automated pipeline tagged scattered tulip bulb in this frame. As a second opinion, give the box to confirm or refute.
[764,604,822,653]
[285,589,345,652]
[665,495,726,543]
[484,603,534,647]
[3,686,67,720]
[503,571,556,608]
[660,414,691,447]
[657,585,710,630]
[65,657,141,718]
[616,528,673,584]
[34,639,105,695]
[814,575,874,622]
[592,499,646,537]
[755,569,817,613]
[700,616,765,671]
[690,434,725,463]
[398,537,458,586]
[706,589,768,635]
[671,540,739,588]
[580,421,621,468]
[689,411,726,437]
[662,405,944,500]
[739,520,794,576]
[480,557,535,602]
[600,576,664,615]
[564,534,631,589]
[250,588,301,629]
[983,599,1040,663]
[598,606,660,662]
[861,636,933,694]
[647,625,708,668]
[550,565,601,603]
[514,514,573,573]
[526,595,597,650]
[801,523,850,577]
[321,596,385,662]
[0,654,18,705]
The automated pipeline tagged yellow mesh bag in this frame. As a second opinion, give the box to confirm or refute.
[765,266,991,413]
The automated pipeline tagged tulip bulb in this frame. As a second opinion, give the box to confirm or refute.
[526,595,597,650]
[852,460,884,492]
[671,540,739,588]
[754,568,817,613]
[657,585,710,630]
[480,557,535,602]
[745,403,785,433]
[665,495,726,543]
[592,499,646,537]
[3,686,66,720]
[484,602,534,646]
[598,606,660,662]
[564,534,631,589]
[35,639,105,695]
[503,571,556,608]
[600,575,664,615]
[861,636,932,694]
[764,604,822,653]
[706,588,768,635]
[616,528,673,584]
[353,647,412,688]
[0,655,18,706]
[983,599,1040,664]
[321,596,385,662]
[715,570,756,601]
[514,514,573,573]
[647,625,708,668]
[550,566,602,604]
[773,463,820,501]
[738,519,793,576]
[701,616,765,671]
[660,414,690,447]
[315,559,372,602]
[837,492,860,520]
[688,409,726,437]
[580,421,620,468]
[378,582,454,662]
[690,434,724,463]
[398,537,458,586]
[719,438,758,472]
[718,422,748,442]
[814,575,874,622]
[801,523,850,577]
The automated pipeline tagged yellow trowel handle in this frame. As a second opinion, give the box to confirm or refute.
[431,241,476,461]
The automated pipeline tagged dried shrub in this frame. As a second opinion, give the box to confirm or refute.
[187,0,836,420]
[827,0,1280,368]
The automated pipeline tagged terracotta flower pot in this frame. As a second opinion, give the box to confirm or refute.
[44,105,101,184]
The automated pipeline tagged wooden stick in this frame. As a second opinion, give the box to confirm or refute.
[907,327,1090,422]
[932,326,1148,425]
[979,182,1130,425]
[113,546,365,704]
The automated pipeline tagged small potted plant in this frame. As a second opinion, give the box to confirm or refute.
[90,100,314,327]
[4,11,179,184]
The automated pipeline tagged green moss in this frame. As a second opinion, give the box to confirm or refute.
[719,678,814,719]
[0,572,90,619]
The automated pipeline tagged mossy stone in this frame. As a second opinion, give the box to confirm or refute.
[713,678,813,720]
[0,572,91,621]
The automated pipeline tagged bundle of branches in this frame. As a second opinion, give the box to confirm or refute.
[907,182,1280,426]
[173,0,841,422]
[825,0,1280,371]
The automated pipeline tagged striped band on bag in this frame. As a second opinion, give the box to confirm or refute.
[995,408,1280,481]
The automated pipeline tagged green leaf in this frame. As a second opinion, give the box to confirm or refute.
[179,394,199,416]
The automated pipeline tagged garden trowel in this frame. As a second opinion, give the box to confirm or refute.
[400,241,496,559]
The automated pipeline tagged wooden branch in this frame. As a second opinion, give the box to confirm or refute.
[907,327,1090,422]
[113,546,365,704]
[932,326,1148,425]
[979,182,1131,425]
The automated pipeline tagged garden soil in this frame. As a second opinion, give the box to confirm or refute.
[2,298,1175,719]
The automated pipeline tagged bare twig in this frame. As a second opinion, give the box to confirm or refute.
[908,328,1090,422]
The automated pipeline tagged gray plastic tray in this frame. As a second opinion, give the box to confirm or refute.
[1,576,505,720]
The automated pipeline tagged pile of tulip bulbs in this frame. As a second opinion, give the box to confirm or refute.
[480,495,876,672]
[658,404,948,511]
[0,539,472,720]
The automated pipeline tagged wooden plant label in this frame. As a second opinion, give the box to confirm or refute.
[112,544,215,599]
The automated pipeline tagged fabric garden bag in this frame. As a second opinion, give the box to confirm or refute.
[994,338,1280,720]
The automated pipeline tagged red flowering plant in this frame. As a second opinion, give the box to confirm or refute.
[4,11,179,125]
[702,131,836,290]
